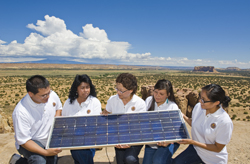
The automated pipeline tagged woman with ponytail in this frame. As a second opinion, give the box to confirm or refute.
[142,79,180,164]
[172,84,233,164]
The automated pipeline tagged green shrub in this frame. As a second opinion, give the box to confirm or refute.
[231,114,237,120]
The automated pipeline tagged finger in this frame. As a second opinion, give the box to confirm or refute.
[157,143,162,146]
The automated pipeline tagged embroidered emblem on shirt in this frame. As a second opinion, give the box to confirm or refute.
[131,106,135,111]
[53,102,56,107]
[211,123,216,129]
[87,109,91,114]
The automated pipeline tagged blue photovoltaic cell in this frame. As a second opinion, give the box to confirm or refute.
[46,110,189,149]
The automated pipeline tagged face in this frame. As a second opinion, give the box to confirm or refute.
[28,86,51,104]
[77,82,90,100]
[115,83,133,100]
[199,90,219,110]
[153,89,168,104]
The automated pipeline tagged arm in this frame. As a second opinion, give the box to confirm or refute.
[54,91,63,117]
[21,140,62,156]
[135,98,147,112]
[55,109,62,117]
[101,108,111,116]
[93,98,102,115]
[182,113,192,126]
[178,139,225,153]
[101,96,113,115]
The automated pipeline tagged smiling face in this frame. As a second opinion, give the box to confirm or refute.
[199,90,220,112]
[77,82,90,101]
[28,86,51,104]
[116,83,133,100]
[153,89,169,106]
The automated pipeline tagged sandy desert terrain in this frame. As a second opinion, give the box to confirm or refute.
[0,64,250,163]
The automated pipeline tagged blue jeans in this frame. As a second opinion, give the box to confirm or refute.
[143,143,179,164]
[70,149,95,164]
[172,145,205,164]
[115,145,143,164]
[18,140,57,164]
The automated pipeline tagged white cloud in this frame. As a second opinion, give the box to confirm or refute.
[80,24,109,42]
[0,15,250,69]
[0,40,6,44]
[27,15,67,36]
[1,15,148,61]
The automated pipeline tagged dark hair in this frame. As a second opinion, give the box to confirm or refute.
[116,73,137,95]
[148,79,176,111]
[26,75,50,94]
[202,84,231,108]
[68,74,96,104]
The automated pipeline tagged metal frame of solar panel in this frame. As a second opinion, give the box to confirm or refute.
[46,109,190,150]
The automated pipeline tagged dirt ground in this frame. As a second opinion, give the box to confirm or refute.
[0,120,249,164]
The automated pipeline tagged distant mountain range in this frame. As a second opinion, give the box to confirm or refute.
[0,63,194,70]
[0,63,249,71]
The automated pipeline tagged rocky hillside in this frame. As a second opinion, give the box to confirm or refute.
[193,66,218,73]
[141,86,229,118]
[225,67,241,71]
[141,86,202,117]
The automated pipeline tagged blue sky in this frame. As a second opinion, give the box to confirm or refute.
[0,0,249,68]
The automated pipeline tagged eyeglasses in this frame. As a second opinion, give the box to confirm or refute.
[199,93,213,104]
[115,88,128,94]
[39,91,51,99]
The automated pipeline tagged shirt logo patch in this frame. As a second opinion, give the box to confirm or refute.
[131,106,135,111]
[211,123,216,129]
[87,109,91,114]
[53,102,56,107]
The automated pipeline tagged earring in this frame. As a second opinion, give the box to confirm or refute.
[76,92,78,96]
[166,98,168,104]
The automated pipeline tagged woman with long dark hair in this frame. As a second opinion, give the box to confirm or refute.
[62,74,101,164]
[172,84,233,164]
[142,79,180,164]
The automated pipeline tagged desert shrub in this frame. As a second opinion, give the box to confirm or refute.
[244,112,248,114]
[236,103,241,107]
[5,101,10,105]
[231,114,237,120]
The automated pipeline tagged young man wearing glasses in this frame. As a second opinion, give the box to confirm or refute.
[10,75,62,164]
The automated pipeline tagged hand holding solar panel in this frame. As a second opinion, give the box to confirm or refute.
[46,110,190,150]
[115,144,131,149]
[100,109,111,116]
[157,141,171,147]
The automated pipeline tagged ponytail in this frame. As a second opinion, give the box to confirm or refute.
[202,84,231,109]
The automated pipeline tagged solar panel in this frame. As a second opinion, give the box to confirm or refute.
[46,110,190,150]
